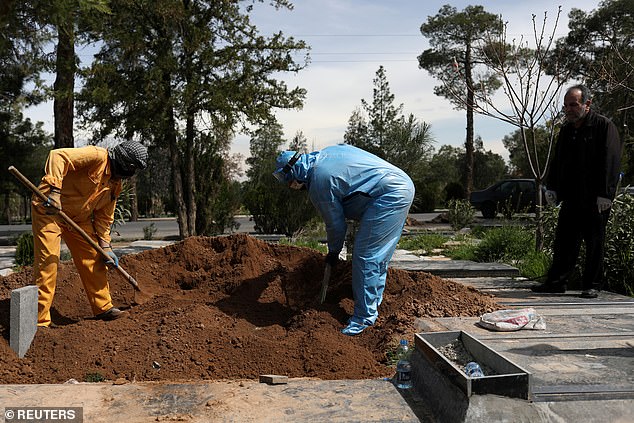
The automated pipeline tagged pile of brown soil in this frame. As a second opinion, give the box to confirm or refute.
[0,234,499,384]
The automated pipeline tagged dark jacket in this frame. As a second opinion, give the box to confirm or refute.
[547,110,622,203]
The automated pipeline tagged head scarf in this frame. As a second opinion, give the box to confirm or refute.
[108,141,148,178]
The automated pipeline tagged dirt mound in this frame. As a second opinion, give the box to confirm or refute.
[0,234,500,384]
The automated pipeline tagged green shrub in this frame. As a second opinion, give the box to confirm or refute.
[517,250,552,280]
[15,232,34,266]
[539,205,560,253]
[385,338,404,366]
[445,226,540,278]
[499,197,517,220]
[446,199,475,230]
[472,225,534,263]
[113,182,134,230]
[468,224,489,239]
[604,193,634,296]
[143,223,158,240]
[84,372,105,382]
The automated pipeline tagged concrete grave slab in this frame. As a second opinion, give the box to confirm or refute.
[10,285,38,358]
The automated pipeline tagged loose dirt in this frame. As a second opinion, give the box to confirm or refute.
[0,234,500,384]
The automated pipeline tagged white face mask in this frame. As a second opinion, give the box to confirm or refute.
[289,180,305,190]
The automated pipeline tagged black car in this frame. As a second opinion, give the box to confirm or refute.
[469,179,540,219]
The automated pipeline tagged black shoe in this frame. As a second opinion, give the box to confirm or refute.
[96,307,128,321]
[580,289,598,299]
[531,282,566,293]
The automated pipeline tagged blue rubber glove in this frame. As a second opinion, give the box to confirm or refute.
[43,190,62,215]
[104,249,119,268]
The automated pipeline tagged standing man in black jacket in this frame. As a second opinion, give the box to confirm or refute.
[533,84,623,298]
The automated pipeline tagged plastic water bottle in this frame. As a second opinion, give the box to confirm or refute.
[465,361,484,378]
[396,339,413,389]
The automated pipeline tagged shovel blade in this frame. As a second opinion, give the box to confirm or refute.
[319,264,331,304]
[133,289,153,305]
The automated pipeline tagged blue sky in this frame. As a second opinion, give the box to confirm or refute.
[25,0,603,171]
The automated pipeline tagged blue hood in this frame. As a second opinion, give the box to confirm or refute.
[274,151,318,185]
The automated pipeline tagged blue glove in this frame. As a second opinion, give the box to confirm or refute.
[104,249,119,268]
[43,190,62,215]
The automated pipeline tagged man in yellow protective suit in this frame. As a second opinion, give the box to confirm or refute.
[32,141,148,327]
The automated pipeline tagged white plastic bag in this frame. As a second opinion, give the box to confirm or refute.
[478,308,546,331]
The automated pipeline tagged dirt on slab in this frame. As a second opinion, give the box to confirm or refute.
[0,234,500,384]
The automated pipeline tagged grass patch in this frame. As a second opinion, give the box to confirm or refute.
[516,250,552,280]
[279,237,327,254]
[445,241,476,261]
[398,233,449,253]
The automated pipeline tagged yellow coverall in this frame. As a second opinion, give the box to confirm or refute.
[32,146,122,327]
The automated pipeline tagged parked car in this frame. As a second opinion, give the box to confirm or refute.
[469,179,541,219]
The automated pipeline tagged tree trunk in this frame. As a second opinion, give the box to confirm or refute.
[181,15,197,237]
[168,120,189,238]
[23,193,29,223]
[535,179,545,252]
[185,114,196,236]
[53,21,75,149]
[3,192,9,224]
[163,74,189,238]
[464,43,475,197]
[129,176,139,221]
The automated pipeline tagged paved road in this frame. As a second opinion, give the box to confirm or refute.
[0,216,253,244]
[113,213,443,240]
[0,213,447,244]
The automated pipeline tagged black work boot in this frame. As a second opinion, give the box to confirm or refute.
[531,272,570,294]
[96,307,128,321]
[580,289,599,298]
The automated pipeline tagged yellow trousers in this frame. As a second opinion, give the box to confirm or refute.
[32,205,114,327]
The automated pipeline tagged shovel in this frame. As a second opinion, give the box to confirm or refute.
[8,166,150,303]
[318,263,331,304]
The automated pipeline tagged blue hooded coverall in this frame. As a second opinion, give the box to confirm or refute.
[275,144,415,334]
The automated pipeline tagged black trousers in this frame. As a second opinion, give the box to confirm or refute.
[548,200,610,290]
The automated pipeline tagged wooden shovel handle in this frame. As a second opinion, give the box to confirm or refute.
[8,165,141,291]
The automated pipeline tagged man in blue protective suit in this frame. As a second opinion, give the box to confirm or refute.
[273,144,415,336]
